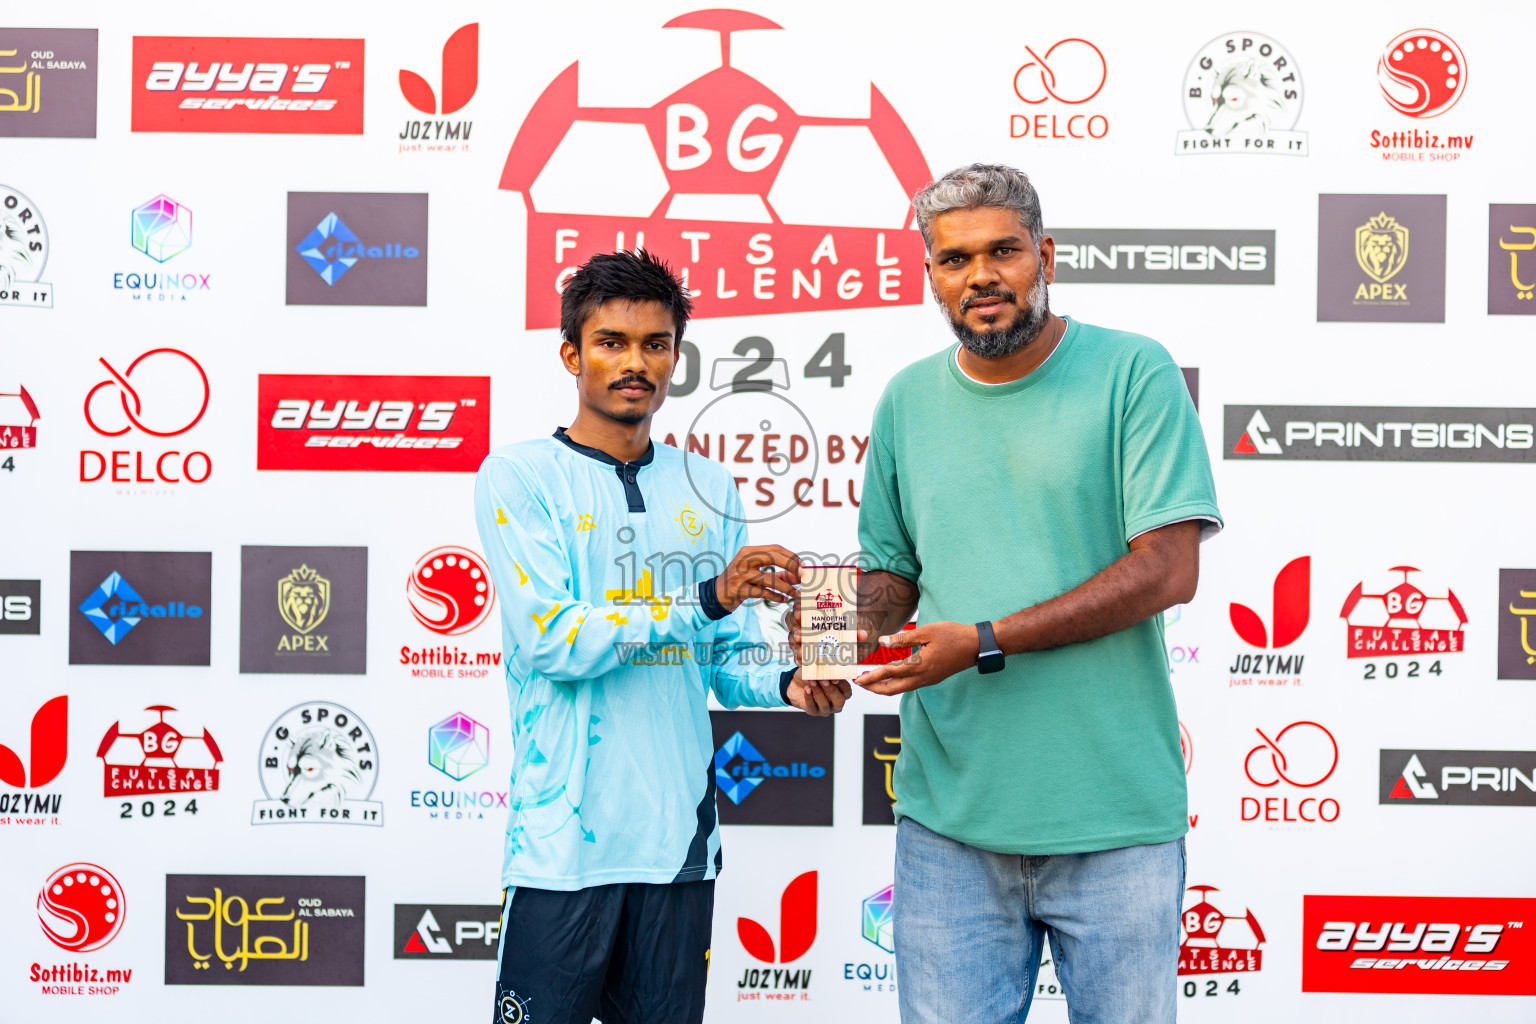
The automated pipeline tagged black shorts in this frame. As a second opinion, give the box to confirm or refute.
[492,879,715,1024]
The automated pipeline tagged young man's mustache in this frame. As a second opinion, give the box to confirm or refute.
[610,376,655,391]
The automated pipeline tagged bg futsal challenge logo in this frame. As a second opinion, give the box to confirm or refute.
[500,8,932,326]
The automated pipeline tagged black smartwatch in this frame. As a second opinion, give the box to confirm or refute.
[975,621,1005,674]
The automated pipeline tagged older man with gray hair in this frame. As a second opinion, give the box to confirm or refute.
[851,163,1222,1023]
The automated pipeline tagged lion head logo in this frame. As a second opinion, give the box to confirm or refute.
[0,210,41,289]
[277,564,330,634]
[280,727,363,807]
[1354,212,1410,284]
[1200,59,1290,138]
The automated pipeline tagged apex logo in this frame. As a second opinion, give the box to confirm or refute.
[0,695,67,789]
[399,24,477,115]
[1230,555,1309,648]
[1231,409,1281,455]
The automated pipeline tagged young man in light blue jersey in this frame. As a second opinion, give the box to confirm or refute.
[475,250,849,1024]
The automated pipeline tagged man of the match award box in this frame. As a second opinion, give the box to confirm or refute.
[798,565,859,680]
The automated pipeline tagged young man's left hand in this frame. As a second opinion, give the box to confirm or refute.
[853,621,980,695]
[786,672,852,716]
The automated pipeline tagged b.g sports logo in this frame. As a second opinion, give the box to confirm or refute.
[500,9,932,326]
[131,37,364,134]
[256,374,489,472]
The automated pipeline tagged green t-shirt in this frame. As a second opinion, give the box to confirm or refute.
[858,318,1222,855]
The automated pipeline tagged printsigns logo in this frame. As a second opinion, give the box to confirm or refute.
[0,185,51,308]
[501,9,931,327]
[398,24,477,152]
[1489,205,1536,314]
[165,874,365,985]
[1318,194,1445,322]
[1050,229,1274,284]
[0,28,97,138]
[39,863,126,952]
[0,578,40,633]
[394,904,500,960]
[0,383,39,450]
[408,547,495,635]
[861,713,900,825]
[1009,39,1109,142]
[69,551,211,665]
[1302,894,1536,995]
[0,695,66,824]
[1223,405,1536,463]
[132,37,364,134]
[256,373,489,472]
[711,712,832,825]
[1498,569,1536,680]
[286,192,427,306]
[1340,566,1466,659]
[1177,33,1305,155]
[252,702,382,826]
[97,705,221,800]
[1180,886,1265,976]
[1377,30,1465,118]
[738,871,817,995]
[1381,749,1536,806]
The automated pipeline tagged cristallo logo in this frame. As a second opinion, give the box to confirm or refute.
[501,9,931,326]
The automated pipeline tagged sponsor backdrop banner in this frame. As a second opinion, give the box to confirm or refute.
[3,2,1533,1023]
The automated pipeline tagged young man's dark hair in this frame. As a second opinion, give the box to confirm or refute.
[559,249,694,347]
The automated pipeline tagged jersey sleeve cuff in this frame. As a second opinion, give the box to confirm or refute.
[697,577,729,621]
[779,668,797,706]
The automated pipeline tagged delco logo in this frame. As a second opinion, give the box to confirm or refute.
[1303,895,1536,994]
[256,374,489,473]
[131,37,365,134]
[500,8,932,326]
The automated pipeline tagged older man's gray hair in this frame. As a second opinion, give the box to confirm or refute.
[911,164,1044,251]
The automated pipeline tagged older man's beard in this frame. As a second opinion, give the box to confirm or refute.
[938,266,1050,359]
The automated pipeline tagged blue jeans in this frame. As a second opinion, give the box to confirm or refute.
[894,817,1186,1024]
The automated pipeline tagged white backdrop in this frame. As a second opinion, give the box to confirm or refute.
[4,0,1535,1021]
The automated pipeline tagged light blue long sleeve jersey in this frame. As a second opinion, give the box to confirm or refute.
[473,427,792,891]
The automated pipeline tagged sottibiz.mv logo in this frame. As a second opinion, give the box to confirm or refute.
[1304,895,1536,995]
[501,9,931,326]
[1340,566,1465,659]
[131,36,364,134]
[257,374,489,472]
